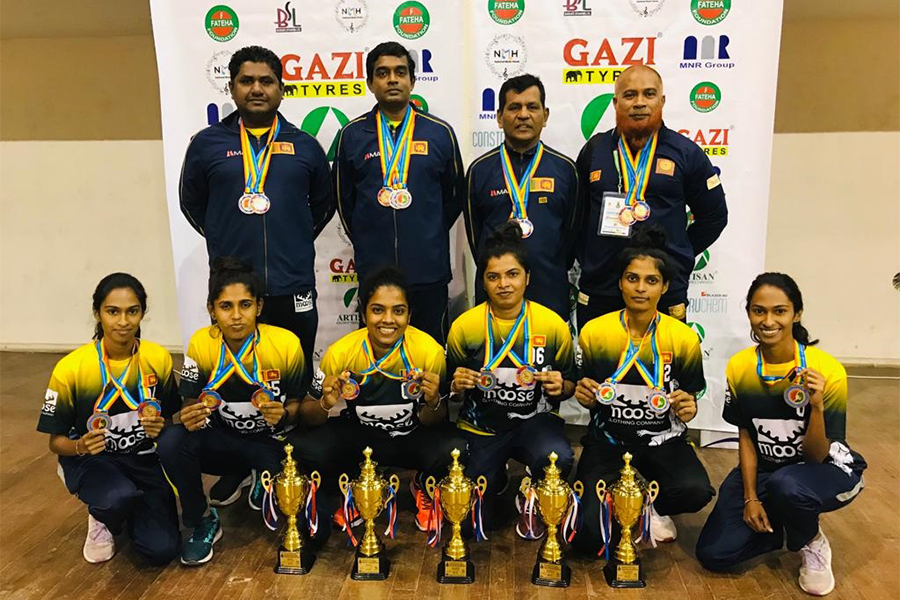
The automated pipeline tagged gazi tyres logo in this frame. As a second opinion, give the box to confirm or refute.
[690,81,721,113]
[206,5,239,42]
[489,0,525,25]
[330,258,357,283]
[281,51,366,99]
[563,37,656,85]
[691,0,731,25]
[300,106,350,161]
[688,321,706,343]
[394,1,430,39]
[580,93,614,140]
[678,127,729,156]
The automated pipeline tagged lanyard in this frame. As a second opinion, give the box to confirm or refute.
[376,107,416,189]
[358,335,415,384]
[94,340,149,412]
[483,301,532,370]
[204,330,265,392]
[757,341,807,386]
[608,310,664,389]
[500,142,544,221]
[617,131,658,207]
[239,116,281,195]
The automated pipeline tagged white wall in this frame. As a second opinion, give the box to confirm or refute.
[2,133,899,363]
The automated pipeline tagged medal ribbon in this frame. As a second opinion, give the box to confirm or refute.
[239,116,281,195]
[359,336,414,384]
[608,310,664,389]
[499,142,544,221]
[203,330,265,392]
[617,131,659,207]
[376,107,416,190]
[483,301,532,370]
[756,341,807,386]
[94,340,149,412]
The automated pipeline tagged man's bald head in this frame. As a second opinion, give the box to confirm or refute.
[615,65,663,97]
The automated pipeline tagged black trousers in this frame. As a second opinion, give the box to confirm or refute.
[576,292,688,332]
[696,463,865,571]
[407,282,448,345]
[59,452,181,565]
[260,292,318,372]
[572,437,714,554]
[156,425,285,528]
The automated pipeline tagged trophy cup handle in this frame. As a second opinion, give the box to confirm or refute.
[311,471,321,489]
[595,480,606,499]
[389,473,401,493]
[647,480,660,504]
[476,475,488,495]
[338,473,349,496]
[519,476,532,495]
[573,480,584,499]
[425,476,436,500]
[260,470,273,492]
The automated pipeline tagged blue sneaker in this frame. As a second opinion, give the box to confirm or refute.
[248,470,264,511]
[181,508,222,566]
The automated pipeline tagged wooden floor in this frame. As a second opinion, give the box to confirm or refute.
[1,352,898,600]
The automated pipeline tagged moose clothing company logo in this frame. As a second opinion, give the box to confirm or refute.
[335,0,368,32]
[691,0,730,25]
[690,81,721,113]
[485,34,527,80]
[275,2,302,33]
[206,6,239,42]
[394,1,430,39]
[489,0,525,25]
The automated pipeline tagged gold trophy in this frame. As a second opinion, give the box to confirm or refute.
[596,452,660,588]
[521,452,581,587]
[338,447,400,580]
[424,448,488,584]
[260,443,321,575]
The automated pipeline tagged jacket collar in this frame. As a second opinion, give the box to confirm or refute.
[362,103,419,133]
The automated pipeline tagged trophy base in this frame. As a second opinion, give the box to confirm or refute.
[351,554,390,581]
[603,559,646,588]
[437,557,474,584]
[531,560,571,588]
[274,548,315,575]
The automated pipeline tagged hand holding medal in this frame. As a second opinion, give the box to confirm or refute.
[181,400,213,432]
[450,367,481,395]
[574,377,603,408]
[795,368,825,411]
[337,370,361,401]
[668,389,697,423]
[138,399,164,438]
[255,391,285,427]
[77,427,107,456]
[532,370,563,396]
[414,370,441,407]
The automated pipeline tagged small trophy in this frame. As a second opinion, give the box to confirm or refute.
[424,448,488,584]
[597,452,660,588]
[338,447,400,581]
[521,452,580,587]
[261,444,320,575]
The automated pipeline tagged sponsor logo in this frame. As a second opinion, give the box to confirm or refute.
[563,37,655,85]
[580,93,615,140]
[42,389,59,415]
[688,293,728,315]
[489,0,525,25]
[330,258,358,283]
[300,106,350,161]
[681,35,733,69]
[563,0,591,17]
[281,51,366,99]
[337,287,360,325]
[687,321,706,342]
[181,356,200,383]
[630,0,665,18]
[294,291,314,313]
[690,249,717,284]
[690,81,721,113]
[206,5,239,42]
[226,149,242,158]
[394,1,430,40]
[206,102,235,125]
[364,151,381,160]
[335,0,368,32]
[752,416,805,462]
[206,51,232,96]
[485,34,527,80]
[275,2,303,33]
[473,89,505,148]
[408,48,437,82]
[489,188,509,197]
[678,127,730,156]
[691,0,731,26]
[410,94,429,113]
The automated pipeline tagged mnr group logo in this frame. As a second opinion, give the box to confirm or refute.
[489,0,525,25]
[580,93,614,140]
[690,81,721,113]
[300,106,350,161]
[394,1,430,40]
[206,5,239,42]
[681,35,734,70]
[691,0,730,25]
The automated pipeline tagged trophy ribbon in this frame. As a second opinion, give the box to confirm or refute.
[470,484,488,542]
[305,477,319,537]
[519,481,540,539]
[383,485,398,539]
[635,481,660,547]
[562,481,584,543]
[596,481,613,561]
[426,487,443,548]
[341,486,359,547]
[261,471,279,531]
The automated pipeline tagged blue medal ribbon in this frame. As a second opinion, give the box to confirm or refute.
[203,330,265,393]
[608,310,662,388]
[377,107,415,189]
[94,340,149,412]
[484,301,532,370]
[756,341,807,386]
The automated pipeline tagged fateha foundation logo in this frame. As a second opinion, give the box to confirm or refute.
[394,1,430,39]
[691,0,730,25]
[690,81,721,113]
[205,5,239,42]
[489,0,525,25]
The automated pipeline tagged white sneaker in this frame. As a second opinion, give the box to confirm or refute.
[83,514,115,563]
[649,505,677,543]
[799,529,835,596]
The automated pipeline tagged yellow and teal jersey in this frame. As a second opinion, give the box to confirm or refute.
[724,344,863,473]
[310,326,446,436]
[179,324,307,436]
[447,300,575,435]
[36,339,180,454]
[578,310,705,446]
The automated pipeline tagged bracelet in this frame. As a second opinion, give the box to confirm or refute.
[426,395,443,412]
[744,497,761,505]
[318,397,331,413]
[75,438,86,456]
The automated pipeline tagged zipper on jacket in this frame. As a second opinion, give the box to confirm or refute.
[263,213,269,290]
[393,207,399,265]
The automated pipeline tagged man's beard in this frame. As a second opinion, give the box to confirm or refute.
[617,109,663,142]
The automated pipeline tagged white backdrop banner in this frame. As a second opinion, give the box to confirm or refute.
[150,0,783,435]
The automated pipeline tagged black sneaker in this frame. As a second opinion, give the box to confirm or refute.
[209,472,252,507]
[181,508,222,566]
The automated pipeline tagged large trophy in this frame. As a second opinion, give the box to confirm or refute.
[338,447,400,580]
[260,443,321,575]
[596,452,660,588]
[424,448,488,584]
[521,452,582,587]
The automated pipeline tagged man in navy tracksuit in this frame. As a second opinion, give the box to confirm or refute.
[179,45,334,505]
[333,41,464,344]
[464,74,580,321]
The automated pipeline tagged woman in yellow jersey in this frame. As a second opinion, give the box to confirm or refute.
[157,257,313,566]
[447,222,576,536]
[572,227,713,556]
[696,273,866,596]
[37,273,181,565]
[294,265,465,534]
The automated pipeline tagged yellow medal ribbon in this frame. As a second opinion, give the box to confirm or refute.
[239,116,281,195]
[499,142,544,221]
[376,107,416,189]
[483,301,531,370]
[617,131,659,207]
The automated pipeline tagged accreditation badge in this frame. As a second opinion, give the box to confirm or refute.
[598,192,632,238]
